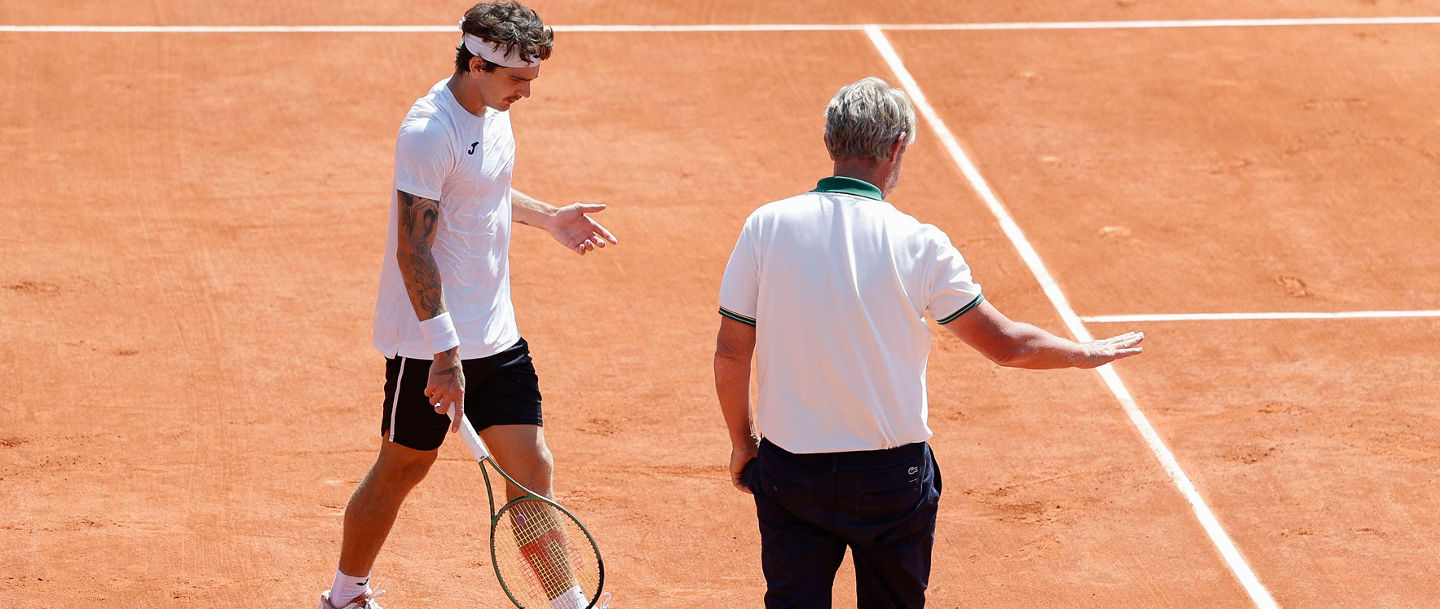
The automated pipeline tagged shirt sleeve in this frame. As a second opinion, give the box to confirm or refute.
[718,217,760,326]
[923,227,984,324]
[392,116,451,201]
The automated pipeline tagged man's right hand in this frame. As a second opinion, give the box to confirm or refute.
[729,440,759,495]
[425,347,466,432]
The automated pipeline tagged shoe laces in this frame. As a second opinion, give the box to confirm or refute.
[342,589,386,608]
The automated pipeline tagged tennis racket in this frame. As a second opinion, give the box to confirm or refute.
[448,411,606,609]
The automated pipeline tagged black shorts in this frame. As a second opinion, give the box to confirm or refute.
[380,337,543,451]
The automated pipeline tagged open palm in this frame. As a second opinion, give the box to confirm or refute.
[547,203,618,255]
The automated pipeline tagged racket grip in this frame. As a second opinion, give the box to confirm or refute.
[446,405,493,460]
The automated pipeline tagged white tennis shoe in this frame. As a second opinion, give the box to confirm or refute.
[313,588,603,609]
[550,591,610,609]
[316,588,386,609]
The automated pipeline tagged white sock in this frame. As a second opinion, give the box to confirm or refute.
[550,585,586,609]
[328,569,371,607]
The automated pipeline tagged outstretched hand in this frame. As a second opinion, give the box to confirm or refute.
[547,203,618,255]
[1080,331,1146,368]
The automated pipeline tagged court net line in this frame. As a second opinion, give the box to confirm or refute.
[1085,310,1440,323]
[4,16,1440,33]
[864,25,1280,609]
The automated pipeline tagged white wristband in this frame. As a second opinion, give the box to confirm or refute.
[418,312,461,355]
[550,586,586,609]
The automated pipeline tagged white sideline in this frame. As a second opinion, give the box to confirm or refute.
[1085,310,1440,323]
[3,16,1440,33]
[864,25,1281,609]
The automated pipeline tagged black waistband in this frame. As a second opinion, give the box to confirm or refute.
[759,438,927,471]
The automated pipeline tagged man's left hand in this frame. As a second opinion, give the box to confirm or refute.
[547,203,618,255]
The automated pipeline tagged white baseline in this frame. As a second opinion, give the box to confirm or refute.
[864,25,1281,609]
[1085,309,1440,323]
[4,16,1440,33]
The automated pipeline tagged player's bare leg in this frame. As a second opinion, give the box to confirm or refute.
[338,439,440,576]
[481,424,588,606]
[480,423,555,500]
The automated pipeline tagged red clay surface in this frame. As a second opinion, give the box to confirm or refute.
[6,1,1440,25]
[888,25,1440,316]
[2,3,1438,609]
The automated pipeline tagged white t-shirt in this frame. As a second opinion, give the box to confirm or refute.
[718,176,984,454]
[373,79,521,360]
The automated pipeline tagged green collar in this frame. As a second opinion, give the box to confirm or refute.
[813,176,884,201]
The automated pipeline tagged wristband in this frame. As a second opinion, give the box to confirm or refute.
[418,311,461,355]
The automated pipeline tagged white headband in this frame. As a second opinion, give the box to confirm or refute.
[460,21,540,69]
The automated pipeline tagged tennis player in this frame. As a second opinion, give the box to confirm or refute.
[313,3,617,609]
[714,76,1144,609]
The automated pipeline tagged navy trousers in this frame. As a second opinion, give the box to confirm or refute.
[745,438,942,609]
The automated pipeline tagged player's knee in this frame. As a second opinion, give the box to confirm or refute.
[525,446,556,481]
[510,444,555,492]
[398,456,437,486]
[371,444,439,488]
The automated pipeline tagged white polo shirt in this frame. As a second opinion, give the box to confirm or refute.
[718,176,984,454]
[373,79,521,360]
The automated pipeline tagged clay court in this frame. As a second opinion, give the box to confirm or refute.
[3,1,1439,608]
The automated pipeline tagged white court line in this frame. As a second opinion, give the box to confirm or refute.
[0,25,456,32]
[864,25,1281,609]
[1085,310,1440,323]
[4,16,1440,33]
[563,16,1440,31]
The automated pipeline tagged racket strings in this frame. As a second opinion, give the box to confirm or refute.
[493,499,600,609]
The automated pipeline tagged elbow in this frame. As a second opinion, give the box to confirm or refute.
[988,347,1023,368]
[986,342,1042,369]
[395,241,419,271]
[714,344,755,377]
[713,351,747,387]
[714,346,748,368]
[714,330,755,365]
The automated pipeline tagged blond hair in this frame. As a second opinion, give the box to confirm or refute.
[823,77,917,161]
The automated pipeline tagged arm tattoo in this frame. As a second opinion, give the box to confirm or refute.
[432,364,461,379]
[396,190,446,318]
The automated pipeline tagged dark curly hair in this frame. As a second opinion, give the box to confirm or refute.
[454,1,554,73]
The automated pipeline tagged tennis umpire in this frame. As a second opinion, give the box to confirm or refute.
[713,76,1145,609]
